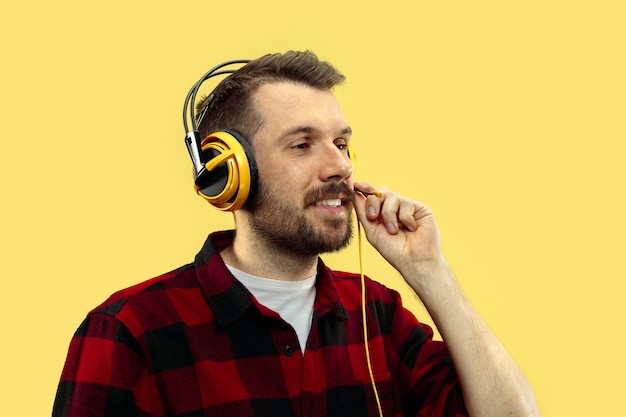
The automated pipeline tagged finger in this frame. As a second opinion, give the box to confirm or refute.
[398,200,419,232]
[412,200,435,222]
[353,181,376,194]
[360,188,383,221]
[354,191,377,222]
[379,192,402,234]
[353,192,386,241]
[354,182,383,200]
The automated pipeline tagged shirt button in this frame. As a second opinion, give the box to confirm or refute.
[283,345,295,356]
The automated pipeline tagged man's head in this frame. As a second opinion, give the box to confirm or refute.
[196,50,345,145]
[196,51,355,257]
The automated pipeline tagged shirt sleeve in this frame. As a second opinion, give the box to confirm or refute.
[390,300,469,416]
[52,312,159,417]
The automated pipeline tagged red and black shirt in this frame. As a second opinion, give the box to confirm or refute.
[53,231,468,416]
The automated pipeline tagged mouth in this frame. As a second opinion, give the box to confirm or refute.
[305,183,356,211]
[314,198,343,208]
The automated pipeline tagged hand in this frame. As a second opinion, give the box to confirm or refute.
[354,184,541,417]
[353,181,447,290]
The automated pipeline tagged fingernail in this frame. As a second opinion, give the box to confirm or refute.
[386,222,396,233]
[367,206,376,216]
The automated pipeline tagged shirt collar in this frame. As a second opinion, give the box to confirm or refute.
[193,230,349,328]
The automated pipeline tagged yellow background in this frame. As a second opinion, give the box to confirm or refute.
[1,1,624,415]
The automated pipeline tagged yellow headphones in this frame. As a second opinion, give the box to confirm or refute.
[183,60,258,211]
[183,59,356,212]
[195,129,257,211]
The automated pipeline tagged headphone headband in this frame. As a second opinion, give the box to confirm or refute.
[182,59,251,134]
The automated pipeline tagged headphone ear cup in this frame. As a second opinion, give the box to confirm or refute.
[196,130,258,211]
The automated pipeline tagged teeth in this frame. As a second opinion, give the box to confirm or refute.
[315,199,342,208]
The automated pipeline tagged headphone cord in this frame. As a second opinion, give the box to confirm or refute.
[357,219,384,417]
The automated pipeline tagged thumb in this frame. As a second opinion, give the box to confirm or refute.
[353,194,383,240]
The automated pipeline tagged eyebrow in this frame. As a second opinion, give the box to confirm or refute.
[278,125,353,142]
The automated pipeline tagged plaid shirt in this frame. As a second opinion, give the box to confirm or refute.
[53,231,468,417]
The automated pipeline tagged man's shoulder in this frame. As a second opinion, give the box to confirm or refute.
[88,262,198,320]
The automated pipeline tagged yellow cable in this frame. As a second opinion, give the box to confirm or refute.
[357,220,384,417]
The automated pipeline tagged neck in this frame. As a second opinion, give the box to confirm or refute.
[221,229,318,282]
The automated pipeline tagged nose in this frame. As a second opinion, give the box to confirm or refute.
[320,143,354,182]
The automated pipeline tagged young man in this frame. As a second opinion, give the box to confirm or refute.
[53,51,539,417]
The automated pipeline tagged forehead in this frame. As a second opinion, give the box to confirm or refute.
[251,82,349,138]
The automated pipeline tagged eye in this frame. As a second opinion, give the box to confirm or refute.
[292,142,311,150]
[334,139,349,152]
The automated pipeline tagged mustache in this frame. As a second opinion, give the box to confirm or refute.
[304,182,356,206]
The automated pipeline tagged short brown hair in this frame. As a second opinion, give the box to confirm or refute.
[196,50,345,143]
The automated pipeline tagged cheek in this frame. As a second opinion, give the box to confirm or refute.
[257,157,310,186]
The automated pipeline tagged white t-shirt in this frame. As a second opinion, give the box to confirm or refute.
[227,265,316,354]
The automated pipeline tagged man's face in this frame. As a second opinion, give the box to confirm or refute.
[245,82,356,256]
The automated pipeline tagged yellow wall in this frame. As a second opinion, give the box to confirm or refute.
[1,1,624,415]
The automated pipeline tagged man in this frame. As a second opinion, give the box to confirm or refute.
[53,51,539,416]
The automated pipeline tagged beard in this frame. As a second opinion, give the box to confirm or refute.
[246,181,356,257]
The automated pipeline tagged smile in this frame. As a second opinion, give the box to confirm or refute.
[314,199,342,208]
